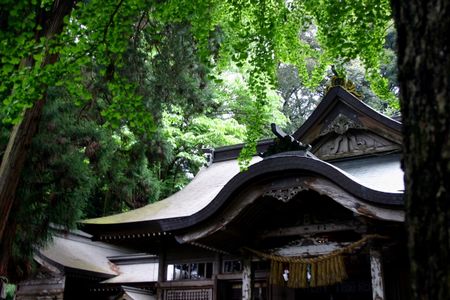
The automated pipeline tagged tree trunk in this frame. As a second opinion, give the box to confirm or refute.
[0,210,17,277]
[0,1,74,243]
[390,1,450,299]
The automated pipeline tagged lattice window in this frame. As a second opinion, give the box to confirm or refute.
[165,289,212,300]
[166,263,213,281]
[223,259,242,273]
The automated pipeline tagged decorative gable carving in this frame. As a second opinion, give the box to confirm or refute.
[312,130,400,159]
[320,113,364,136]
[264,185,307,202]
[307,111,401,160]
[293,87,402,158]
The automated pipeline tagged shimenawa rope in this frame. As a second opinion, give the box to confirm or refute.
[243,234,387,288]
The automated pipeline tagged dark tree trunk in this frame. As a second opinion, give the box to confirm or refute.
[0,210,18,277]
[0,1,74,252]
[391,1,450,299]
[0,100,46,241]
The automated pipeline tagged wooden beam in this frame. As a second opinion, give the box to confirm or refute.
[370,248,385,300]
[259,221,366,238]
[217,271,268,281]
[177,176,404,245]
[273,240,351,257]
[305,178,405,222]
[158,280,213,288]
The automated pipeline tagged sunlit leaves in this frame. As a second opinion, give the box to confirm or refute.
[0,0,397,168]
[302,0,396,101]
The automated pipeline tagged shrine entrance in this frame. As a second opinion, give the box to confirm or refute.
[269,253,372,300]
[217,280,268,300]
[203,185,401,300]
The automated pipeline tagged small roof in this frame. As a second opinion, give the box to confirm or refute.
[37,232,134,277]
[120,286,156,300]
[37,231,159,283]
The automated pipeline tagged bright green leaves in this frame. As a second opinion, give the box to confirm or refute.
[227,0,397,166]
[102,81,156,134]
[217,0,284,167]
[302,0,396,102]
[0,0,398,169]
[0,0,156,134]
[162,108,245,168]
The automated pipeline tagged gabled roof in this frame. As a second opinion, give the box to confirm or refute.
[82,86,405,240]
[294,86,402,142]
[293,86,402,160]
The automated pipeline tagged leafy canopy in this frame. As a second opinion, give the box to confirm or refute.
[1,0,394,167]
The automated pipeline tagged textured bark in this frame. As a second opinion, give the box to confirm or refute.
[0,214,17,277]
[391,1,450,299]
[0,0,74,250]
[0,100,45,241]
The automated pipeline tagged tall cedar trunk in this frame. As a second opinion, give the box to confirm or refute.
[391,1,450,299]
[0,213,17,277]
[0,1,74,260]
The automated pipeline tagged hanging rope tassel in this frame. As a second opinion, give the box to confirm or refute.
[299,263,307,288]
[336,255,348,282]
[244,234,386,288]
[269,260,284,286]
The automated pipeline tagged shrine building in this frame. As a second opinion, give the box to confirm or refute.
[17,86,408,300]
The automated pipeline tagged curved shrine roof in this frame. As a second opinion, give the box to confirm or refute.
[82,87,405,238]
[83,157,262,225]
[83,152,404,237]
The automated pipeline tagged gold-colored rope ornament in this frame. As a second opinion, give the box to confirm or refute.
[326,65,362,99]
[244,234,388,288]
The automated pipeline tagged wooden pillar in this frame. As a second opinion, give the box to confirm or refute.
[157,243,166,300]
[370,248,385,300]
[213,253,221,300]
[242,258,252,300]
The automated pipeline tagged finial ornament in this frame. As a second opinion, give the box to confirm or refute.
[261,124,311,157]
[327,65,362,99]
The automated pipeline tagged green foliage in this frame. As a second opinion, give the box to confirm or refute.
[1,0,397,167]
[302,0,397,104]
[214,0,396,165]
[7,88,165,271]
[210,69,288,168]
[213,69,287,134]
[277,53,399,133]
[5,283,15,300]
[11,91,97,270]
[1,6,259,274]
[276,63,325,132]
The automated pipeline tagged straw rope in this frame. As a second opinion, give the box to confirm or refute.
[244,234,387,288]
